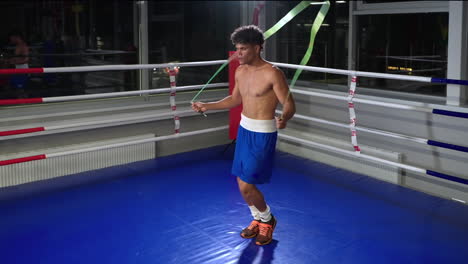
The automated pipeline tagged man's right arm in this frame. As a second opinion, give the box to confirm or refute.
[192,69,242,112]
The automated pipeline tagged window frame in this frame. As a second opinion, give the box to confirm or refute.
[354,1,448,15]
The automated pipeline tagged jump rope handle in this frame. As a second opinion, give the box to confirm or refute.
[191,102,207,117]
[199,111,207,117]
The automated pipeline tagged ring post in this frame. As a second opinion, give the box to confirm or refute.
[228,51,241,140]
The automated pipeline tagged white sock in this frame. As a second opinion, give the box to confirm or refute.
[259,205,272,223]
[249,205,261,220]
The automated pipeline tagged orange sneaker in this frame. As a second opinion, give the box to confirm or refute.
[255,215,276,246]
[240,219,261,239]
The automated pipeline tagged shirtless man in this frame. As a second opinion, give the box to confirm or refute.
[6,31,30,92]
[7,31,29,67]
[192,25,295,246]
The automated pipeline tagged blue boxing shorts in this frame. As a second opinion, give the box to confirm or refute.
[10,74,28,89]
[232,113,278,184]
[10,64,29,89]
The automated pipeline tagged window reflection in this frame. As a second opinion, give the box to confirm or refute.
[357,13,448,96]
[275,0,349,86]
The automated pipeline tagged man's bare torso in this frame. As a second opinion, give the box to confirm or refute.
[16,43,29,63]
[236,61,280,120]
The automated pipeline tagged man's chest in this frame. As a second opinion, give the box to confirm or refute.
[239,77,272,98]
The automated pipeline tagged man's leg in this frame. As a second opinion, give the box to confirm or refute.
[237,177,267,211]
[237,177,262,239]
[237,177,276,245]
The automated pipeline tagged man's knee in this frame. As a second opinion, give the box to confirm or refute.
[237,177,256,196]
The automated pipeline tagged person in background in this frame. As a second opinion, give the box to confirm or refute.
[6,30,30,97]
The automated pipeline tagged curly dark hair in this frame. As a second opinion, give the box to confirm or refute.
[230,25,264,47]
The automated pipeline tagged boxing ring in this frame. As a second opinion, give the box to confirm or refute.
[1,59,468,263]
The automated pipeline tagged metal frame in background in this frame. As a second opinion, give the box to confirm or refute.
[349,0,467,106]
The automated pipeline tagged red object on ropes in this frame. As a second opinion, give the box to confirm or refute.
[0,127,45,136]
[0,154,47,166]
[0,68,44,75]
[251,3,265,26]
[228,51,241,140]
[0,98,44,105]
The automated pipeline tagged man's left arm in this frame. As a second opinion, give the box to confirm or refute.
[272,67,296,129]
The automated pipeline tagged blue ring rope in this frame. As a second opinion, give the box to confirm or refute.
[427,140,468,153]
[432,109,468,118]
[426,170,468,185]
[431,77,468,86]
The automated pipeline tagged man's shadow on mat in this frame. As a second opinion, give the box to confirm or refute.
[237,239,279,264]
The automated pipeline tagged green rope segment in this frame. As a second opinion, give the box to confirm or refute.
[191,1,314,103]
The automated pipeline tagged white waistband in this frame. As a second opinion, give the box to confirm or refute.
[240,113,277,133]
[15,64,29,69]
